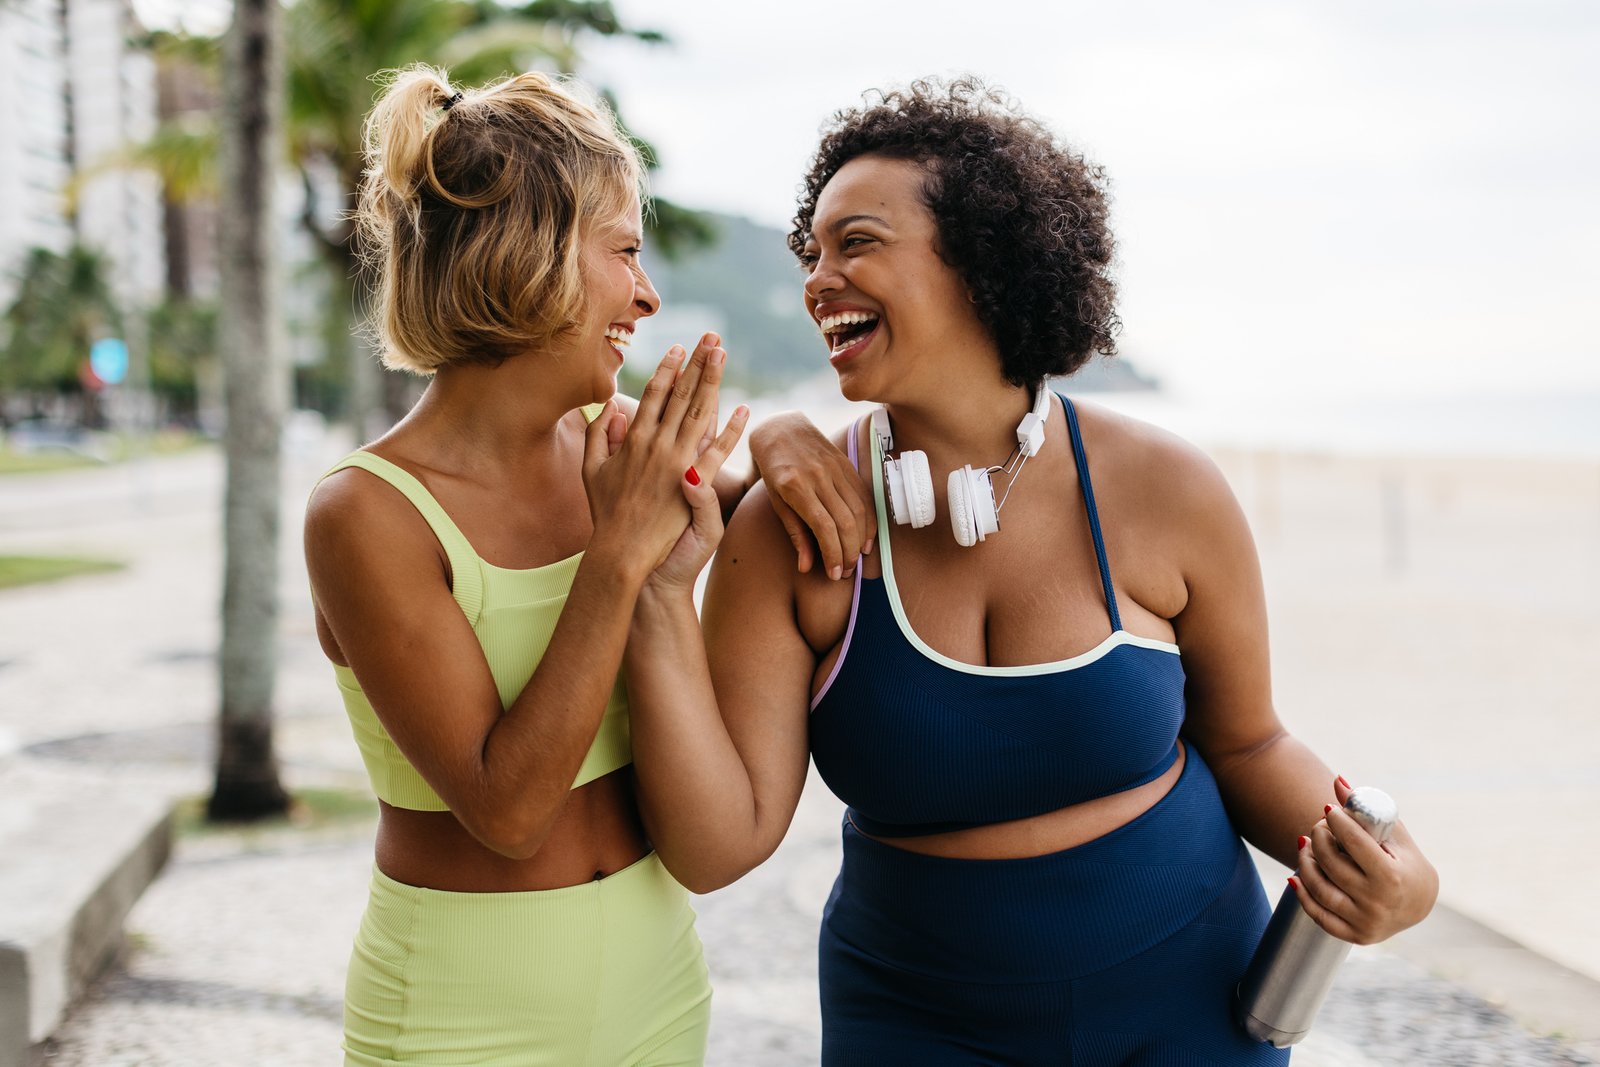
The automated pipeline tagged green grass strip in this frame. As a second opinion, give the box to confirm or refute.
[0,555,125,590]
[174,786,378,837]
[0,450,99,475]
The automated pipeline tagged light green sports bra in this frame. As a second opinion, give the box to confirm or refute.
[320,438,630,812]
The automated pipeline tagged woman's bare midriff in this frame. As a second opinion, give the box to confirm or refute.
[857,741,1186,861]
[373,767,650,892]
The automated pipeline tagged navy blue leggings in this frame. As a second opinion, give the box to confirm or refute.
[818,750,1290,1065]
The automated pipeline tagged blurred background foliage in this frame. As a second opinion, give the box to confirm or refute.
[2,0,828,441]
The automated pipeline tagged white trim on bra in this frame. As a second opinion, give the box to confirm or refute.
[869,412,1181,678]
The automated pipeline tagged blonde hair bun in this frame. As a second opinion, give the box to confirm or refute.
[355,64,645,374]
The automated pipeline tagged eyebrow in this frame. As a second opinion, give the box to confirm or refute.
[822,213,891,235]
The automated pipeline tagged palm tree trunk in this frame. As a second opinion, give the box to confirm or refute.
[209,0,289,821]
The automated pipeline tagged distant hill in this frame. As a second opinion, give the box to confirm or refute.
[640,213,820,389]
[642,212,1159,394]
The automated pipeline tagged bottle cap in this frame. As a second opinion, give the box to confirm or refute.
[1344,786,1397,844]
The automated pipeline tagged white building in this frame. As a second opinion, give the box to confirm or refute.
[0,0,75,283]
[0,0,164,312]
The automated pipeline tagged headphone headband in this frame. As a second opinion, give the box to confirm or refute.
[1016,383,1051,457]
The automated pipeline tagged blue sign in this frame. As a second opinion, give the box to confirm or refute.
[90,337,128,385]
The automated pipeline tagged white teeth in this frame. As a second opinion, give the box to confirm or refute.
[817,310,879,336]
[604,326,631,346]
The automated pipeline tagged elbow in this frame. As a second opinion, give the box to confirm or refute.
[655,848,758,896]
[672,865,747,897]
[466,809,553,862]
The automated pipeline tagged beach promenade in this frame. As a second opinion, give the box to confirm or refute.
[1,404,1596,1065]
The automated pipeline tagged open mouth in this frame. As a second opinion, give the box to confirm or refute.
[605,325,632,357]
[818,310,880,361]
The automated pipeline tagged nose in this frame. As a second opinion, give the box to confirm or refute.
[803,251,842,304]
[633,264,660,317]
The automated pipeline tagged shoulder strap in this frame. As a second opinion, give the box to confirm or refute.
[1058,395,1122,632]
[319,451,485,626]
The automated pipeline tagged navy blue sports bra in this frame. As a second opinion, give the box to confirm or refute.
[809,395,1186,837]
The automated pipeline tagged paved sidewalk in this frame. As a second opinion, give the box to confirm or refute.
[26,773,1597,1067]
[2,431,1596,1065]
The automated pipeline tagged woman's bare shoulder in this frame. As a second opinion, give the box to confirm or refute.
[1069,397,1236,517]
[303,460,442,574]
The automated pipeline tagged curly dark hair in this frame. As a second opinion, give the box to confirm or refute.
[790,78,1119,385]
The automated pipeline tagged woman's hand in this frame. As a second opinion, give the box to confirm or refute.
[749,411,875,580]
[1290,776,1439,945]
[582,335,727,582]
[649,381,750,595]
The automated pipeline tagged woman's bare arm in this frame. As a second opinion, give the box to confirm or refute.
[624,480,817,893]
[307,469,648,860]
[304,345,723,861]
[1165,435,1438,942]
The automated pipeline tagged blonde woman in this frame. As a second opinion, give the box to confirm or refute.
[305,67,854,1066]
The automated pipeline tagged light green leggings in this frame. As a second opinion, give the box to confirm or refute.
[344,852,711,1066]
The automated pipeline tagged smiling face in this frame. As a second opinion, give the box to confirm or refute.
[799,154,994,404]
[574,193,659,404]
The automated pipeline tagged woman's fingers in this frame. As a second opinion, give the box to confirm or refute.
[768,491,817,574]
[1288,870,1365,944]
[814,482,866,580]
[636,344,687,426]
[677,342,724,448]
[768,471,866,580]
[658,333,716,435]
[606,405,627,458]
[688,405,750,488]
[751,412,875,579]
[1307,820,1365,885]
[1296,824,1380,939]
[1324,799,1393,875]
[680,410,747,536]
[581,399,620,483]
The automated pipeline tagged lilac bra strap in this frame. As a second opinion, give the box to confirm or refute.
[810,419,868,711]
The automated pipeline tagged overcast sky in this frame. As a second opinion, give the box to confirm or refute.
[137,0,1598,403]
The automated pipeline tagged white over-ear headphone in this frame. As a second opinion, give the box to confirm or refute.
[873,384,1051,547]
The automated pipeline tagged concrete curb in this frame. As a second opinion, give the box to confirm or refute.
[1386,901,1600,1062]
[0,763,174,1067]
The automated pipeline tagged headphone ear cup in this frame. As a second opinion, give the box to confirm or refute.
[969,468,999,541]
[947,467,977,547]
[948,466,999,547]
[902,449,936,529]
[884,457,911,526]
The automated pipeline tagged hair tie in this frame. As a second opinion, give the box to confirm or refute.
[442,91,464,112]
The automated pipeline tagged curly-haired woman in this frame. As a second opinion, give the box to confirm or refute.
[306,66,860,1066]
[625,79,1438,1063]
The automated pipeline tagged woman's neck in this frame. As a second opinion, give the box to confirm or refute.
[880,378,1039,468]
[386,356,584,477]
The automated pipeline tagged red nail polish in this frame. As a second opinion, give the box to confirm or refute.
[1287,875,1299,889]
[1324,804,1334,816]
[1337,775,1351,790]
[684,467,700,486]
[1297,835,1309,850]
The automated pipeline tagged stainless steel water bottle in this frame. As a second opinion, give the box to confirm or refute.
[1234,786,1398,1047]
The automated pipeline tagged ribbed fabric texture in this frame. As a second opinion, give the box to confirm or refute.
[810,395,1186,837]
[319,440,630,811]
[819,750,1288,1065]
[344,853,710,1066]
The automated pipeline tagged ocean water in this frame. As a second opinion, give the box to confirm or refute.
[1089,389,1600,461]
[747,377,1600,463]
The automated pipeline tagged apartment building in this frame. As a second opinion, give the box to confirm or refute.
[0,0,164,311]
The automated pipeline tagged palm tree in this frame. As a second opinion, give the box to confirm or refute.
[136,1,701,435]
[288,0,691,432]
[207,0,290,821]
